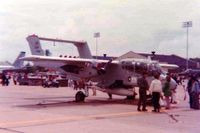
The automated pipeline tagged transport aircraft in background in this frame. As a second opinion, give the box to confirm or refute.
[0,51,26,73]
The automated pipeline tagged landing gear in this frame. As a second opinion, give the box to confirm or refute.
[75,91,86,102]
[126,95,135,100]
[126,91,137,100]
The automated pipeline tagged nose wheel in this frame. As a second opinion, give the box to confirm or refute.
[75,91,86,102]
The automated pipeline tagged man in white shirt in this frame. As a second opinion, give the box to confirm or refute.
[149,73,162,112]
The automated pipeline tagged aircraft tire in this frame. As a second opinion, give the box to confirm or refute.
[75,91,85,102]
[126,95,135,100]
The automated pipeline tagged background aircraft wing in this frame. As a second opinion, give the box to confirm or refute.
[159,63,179,71]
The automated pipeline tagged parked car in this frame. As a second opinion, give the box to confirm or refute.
[42,79,59,88]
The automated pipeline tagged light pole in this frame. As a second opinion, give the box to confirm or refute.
[183,21,192,70]
[94,32,100,59]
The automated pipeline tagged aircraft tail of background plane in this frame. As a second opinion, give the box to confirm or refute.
[12,51,26,68]
[26,35,45,56]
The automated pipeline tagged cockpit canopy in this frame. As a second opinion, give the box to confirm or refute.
[121,60,162,76]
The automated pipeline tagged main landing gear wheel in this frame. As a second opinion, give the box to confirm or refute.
[75,91,85,102]
[126,95,135,100]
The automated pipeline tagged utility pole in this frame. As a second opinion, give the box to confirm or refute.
[183,21,192,70]
[94,32,100,59]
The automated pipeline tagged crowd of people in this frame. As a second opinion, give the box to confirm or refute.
[1,72,29,86]
[1,71,199,111]
[137,72,200,112]
[1,73,11,86]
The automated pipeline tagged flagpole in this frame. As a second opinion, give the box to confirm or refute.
[96,37,98,59]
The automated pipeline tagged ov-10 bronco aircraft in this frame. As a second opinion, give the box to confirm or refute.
[22,34,178,102]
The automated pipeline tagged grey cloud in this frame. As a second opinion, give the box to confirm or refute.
[1,0,200,62]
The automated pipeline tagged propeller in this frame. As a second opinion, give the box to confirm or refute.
[96,59,113,75]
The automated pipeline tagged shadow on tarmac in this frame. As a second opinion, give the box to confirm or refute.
[16,97,139,109]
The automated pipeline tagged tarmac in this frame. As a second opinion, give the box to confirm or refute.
[0,83,199,133]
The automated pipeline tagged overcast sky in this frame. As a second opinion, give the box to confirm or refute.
[1,0,200,62]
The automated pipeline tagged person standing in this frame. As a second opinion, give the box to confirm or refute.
[1,73,6,86]
[5,74,10,86]
[13,73,18,85]
[137,72,149,111]
[162,75,172,109]
[171,74,178,104]
[190,76,200,110]
[149,73,162,112]
[187,76,193,108]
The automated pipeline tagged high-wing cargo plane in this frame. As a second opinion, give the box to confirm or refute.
[22,35,178,102]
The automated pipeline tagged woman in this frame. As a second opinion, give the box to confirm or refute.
[162,75,172,109]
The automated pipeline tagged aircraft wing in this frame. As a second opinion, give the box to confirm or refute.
[2,67,28,73]
[178,69,200,76]
[20,55,118,74]
[159,63,179,70]
[21,55,117,64]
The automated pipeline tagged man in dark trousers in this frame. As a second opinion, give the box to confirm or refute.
[2,73,6,86]
[137,72,149,111]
